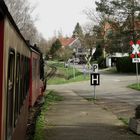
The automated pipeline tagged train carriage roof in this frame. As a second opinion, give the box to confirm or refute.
[0,0,31,50]
[30,44,42,56]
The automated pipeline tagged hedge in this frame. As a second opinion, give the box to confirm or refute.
[116,56,140,73]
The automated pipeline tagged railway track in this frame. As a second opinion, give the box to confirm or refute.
[45,64,57,81]
[47,65,57,80]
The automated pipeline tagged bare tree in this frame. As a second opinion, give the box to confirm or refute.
[37,35,48,53]
[4,0,39,43]
[83,8,102,24]
[5,0,33,28]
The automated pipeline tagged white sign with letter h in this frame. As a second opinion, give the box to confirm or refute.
[90,73,100,85]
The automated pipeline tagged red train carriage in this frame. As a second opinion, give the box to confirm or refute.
[0,1,31,140]
[29,45,43,107]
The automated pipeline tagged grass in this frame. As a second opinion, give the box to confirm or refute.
[34,91,63,140]
[118,117,129,125]
[48,74,89,85]
[47,61,89,85]
[128,83,140,91]
[84,97,99,103]
[103,67,118,74]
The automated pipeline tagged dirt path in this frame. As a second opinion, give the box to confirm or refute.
[44,90,139,140]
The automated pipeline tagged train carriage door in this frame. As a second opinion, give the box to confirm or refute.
[6,50,15,140]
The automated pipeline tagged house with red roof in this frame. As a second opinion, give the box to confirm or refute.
[59,37,87,63]
[59,37,83,50]
[59,38,76,48]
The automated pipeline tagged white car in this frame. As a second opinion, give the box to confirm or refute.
[74,58,80,63]
[68,58,80,64]
[68,58,74,63]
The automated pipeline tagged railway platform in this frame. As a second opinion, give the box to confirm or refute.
[44,89,140,140]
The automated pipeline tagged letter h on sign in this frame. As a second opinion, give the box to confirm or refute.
[90,73,100,85]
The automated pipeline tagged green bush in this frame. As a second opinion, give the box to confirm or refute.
[116,57,140,73]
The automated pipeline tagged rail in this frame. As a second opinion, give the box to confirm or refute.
[44,62,57,87]
[46,65,57,81]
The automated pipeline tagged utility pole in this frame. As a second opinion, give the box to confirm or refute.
[131,0,139,87]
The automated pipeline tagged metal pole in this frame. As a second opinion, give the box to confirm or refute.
[73,58,75,79]
[132,0,139,88]
[94,86,96,99]
[83,65,86,79]
[136,55,139,87]
[66,67,68,80]
[74,62,75,79]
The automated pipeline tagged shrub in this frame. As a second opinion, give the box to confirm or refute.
[116,57,140,73]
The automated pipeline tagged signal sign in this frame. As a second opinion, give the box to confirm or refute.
[132,58,140,63]
[130,40,140,87]
[130,40,140,58]
[90,73,100,86]
[92,64,98,73]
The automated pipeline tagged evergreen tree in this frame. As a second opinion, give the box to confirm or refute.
[50,39,62,57]
[95,0,113,16]
[95,0,140,54]
[72,22,84,38]
[96,0,140,42]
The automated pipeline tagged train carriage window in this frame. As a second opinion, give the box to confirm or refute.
[27,58,30,93]
[23,57,27,99]
[23,57,26,103]
[24,57,27,99]
[22,56,25,101]
[32,58,35,80]
[25,57,30,96]
[20,55,24,108]
[6,50,15,140]
[14,53,20,126]
[25,58,30,97]
[20,56,29,103]
[22,56,25,100]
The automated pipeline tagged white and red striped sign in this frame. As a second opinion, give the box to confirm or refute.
[130,40,140,58]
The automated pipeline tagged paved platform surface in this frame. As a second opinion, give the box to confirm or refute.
[44,89,140,140]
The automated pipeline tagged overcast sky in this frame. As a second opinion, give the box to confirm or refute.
[30,0,96,40]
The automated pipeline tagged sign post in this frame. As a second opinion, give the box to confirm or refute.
[72,57,75,79]
[130,40,140,87]
[85,54,91,74]
[90,64,99,99]
[83,65,86,79]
